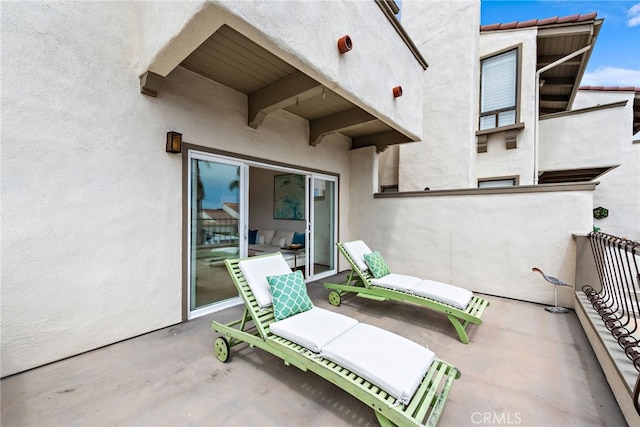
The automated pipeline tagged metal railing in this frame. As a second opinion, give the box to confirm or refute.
[582,232,640,414]
[195,218,239,246]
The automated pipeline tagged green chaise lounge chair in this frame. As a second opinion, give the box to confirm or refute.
[211,252,461,427]
[323,241,490,344]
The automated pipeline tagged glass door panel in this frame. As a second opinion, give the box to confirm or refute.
[308,176,337,280]
[189,154,244,317]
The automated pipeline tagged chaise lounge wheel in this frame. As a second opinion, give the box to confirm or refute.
[328,291,341,307]
[215,337,230,363]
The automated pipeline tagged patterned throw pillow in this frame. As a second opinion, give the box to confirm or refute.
[266,270,314,321]
[363,251,391,278]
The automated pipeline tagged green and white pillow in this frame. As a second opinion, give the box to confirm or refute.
[363,251,391,279]
[267,270,314,321]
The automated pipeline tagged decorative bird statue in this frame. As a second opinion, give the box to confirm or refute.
[530,267,571,313]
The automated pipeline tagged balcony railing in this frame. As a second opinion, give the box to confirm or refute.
[581,232,640,415]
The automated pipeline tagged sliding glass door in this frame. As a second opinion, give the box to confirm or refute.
[188,152,246,318]
[307,175,337,281]
[186,150,338,318]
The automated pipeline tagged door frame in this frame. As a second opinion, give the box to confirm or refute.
[186,151,248,320]
[182,145,339,320]
[306,174,339,282]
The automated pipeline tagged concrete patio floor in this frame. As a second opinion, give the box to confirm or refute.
[1,272,628,427]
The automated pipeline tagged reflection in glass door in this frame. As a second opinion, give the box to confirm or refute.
[188,153,245,318]
[308,176,337,280]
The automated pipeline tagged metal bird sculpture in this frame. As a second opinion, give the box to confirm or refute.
[530,267,571,313]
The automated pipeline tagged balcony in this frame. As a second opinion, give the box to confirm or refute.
[575,232,640,423]
[137,0,426,153]
[537,102,626,184]
[1,272,630,426]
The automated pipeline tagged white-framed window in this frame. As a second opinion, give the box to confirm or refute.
[478,176,519,188]
[480,48,518,130]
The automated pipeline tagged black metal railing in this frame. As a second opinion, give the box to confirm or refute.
[582,231,640,414]
[195,218,239,246]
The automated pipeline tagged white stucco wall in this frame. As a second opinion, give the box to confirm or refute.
[349,150,594,308]
[538,106,624,172]
[574,91,639,240]
[1,1,354,376]
[397,0,479,190]
[137,0,425,142]
[476,28,538,185]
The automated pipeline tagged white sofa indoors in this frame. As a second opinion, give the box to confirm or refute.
[248,228,306,270]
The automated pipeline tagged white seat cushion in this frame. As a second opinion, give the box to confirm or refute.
[321,323,435,404]
[274,230,295,247]
[342,240,373,272]
[410,279,473,309]
[238,255,292,308]
[371,273,422,291]
[269,307,358,353]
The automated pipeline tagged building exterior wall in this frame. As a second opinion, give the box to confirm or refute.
[138,0,425,142]
[1,0,622,379]
[350,150,594,308]
[538,106,624,172]
[574,91,639,240]
[0,1,365,376]
[397,0,479,190]
[477,28,538,185]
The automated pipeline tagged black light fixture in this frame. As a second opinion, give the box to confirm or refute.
[166,131,182,153]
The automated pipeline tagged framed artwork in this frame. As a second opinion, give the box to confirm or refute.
[274,174,305,220]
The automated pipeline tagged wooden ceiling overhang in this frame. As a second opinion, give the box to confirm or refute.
[141,25,418,153]
[536,17,603,116]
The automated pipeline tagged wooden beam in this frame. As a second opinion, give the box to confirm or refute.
[540,107,563,115]
[309,108,378,146]
[537,24,593,38]
[540,95,570,103]
[477,134,488,153]
[248,71,322,129]
[538,55,582,67]
[505,129,518,150]
[351,131,412,153]
[140,72,164,97]
[541,77,575,87]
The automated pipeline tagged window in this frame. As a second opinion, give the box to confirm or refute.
[478,176,518,188]
[380,185,399,193]
[480,48,518,130]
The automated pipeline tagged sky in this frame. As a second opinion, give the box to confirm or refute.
[481,0,640,87]
[196,160,239,210]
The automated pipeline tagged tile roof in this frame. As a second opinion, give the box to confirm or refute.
[579,86,640,93]
[481,12,597,31]
[203,208,235,220]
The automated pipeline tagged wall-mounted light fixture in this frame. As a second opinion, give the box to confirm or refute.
[166,131,182,153]
[392,86,403,98]
[337,35,352,54]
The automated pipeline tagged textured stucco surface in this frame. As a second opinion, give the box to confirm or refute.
[0,0,618,380]
[398,0,479,190]
[138,0,425,141]
[539,106,624,171]
[1,1,370,376]
[350,148,593,309]
[574,91,639,240]
[476,27,538,185]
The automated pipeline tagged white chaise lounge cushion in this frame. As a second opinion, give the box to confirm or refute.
[371,273,422,292]
[321,323,435,404]
[343,240,373,272]
[239,255,292,308]
[411,279,473,310]
[269,307,358,353]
